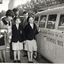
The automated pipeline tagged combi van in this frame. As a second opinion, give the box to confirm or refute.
[35,6,64,63]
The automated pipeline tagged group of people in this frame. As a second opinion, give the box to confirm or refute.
[0,8,40,63]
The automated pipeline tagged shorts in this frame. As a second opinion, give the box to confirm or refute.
[26,39,37,52]
[12,41,23,50]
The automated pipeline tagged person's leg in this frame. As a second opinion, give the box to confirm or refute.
[33,40,37,59]
[17,50,21,63]
[14,50,17,62]
[27,52,31,61]
[30,51,33,62]
[2,50,6,62]
[23,43,27,57]
[10,42,14,60]
[0,51,3,62]
[28,51,33,63]
[33,51,37,59]
[18,50,20,60]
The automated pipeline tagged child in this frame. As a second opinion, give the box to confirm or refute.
[24,16,40,63]
[11,17,23,63]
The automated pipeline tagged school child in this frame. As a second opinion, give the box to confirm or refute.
[11,17,23,63]
[23,16,40,63]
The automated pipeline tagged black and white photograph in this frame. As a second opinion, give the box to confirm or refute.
[0,0,64,63]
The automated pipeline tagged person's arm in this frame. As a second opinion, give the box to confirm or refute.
[0,20,8,29]
[22,26,27,42]
[34,24,40,35]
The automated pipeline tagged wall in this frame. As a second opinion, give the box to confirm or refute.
[0,0,22,12]
[0,0,10,12]
[8,0,22,9]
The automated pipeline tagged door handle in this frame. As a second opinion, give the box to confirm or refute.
[48,29,50,31]
[44,36,46,37]
[40,31,42,33]
[62,32,63,33]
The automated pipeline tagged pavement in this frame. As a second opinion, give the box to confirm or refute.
[0,43,49,63]
[5,50,38,63]
[5,50,49,63]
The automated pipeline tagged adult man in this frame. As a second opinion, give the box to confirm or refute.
[22,11,29,57]
[13,8,19,24]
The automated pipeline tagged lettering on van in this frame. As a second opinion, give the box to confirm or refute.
[55,34,58,37]
[46,37,56,44]
[55,34,63,38]
[57,40,63,47]
[48,32,54,36]
[59,35,63,38]
[40,31,47,34]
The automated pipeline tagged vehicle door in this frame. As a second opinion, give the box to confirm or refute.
[55,14,64,62]
[45,14,57,62]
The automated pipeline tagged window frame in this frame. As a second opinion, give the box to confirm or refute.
[46,14,57,29]
[58,14,64,30]
[39,15,47,28]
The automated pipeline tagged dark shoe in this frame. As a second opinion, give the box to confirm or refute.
[28,61,33,63]
[23,55,27,57]
[34,57,38,61]
[3,60,5,63]
[17,60,21,63]
[0,59,2,62]
[14,60,17,63]
[10,56,14,60]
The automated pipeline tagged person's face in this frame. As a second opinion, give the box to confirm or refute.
[8,16,13,21]
[15,11,19,16]
[24,13,28,18]
[29,17,34,24]
[16,18,21,24]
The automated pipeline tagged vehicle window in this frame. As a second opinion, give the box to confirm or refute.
[47,14,57,29]
[59,15,64,26]
[58,15,64,30]
[39,15,47,28]
[34,16,39,26]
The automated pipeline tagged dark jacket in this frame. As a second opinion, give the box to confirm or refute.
[23,23,39,40]
[0,37,5,46]
[11,24,23,42]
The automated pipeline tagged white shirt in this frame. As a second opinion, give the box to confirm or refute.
[16,24,19,29]
[30,23,33,29]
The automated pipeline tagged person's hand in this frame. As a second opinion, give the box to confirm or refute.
[37,26,40,32]
[8,38,11,43]
[8,36,12,43]
[0,35,3,38]
[20,31,22,34]
[23,41,26,44]
[38,28,40,32]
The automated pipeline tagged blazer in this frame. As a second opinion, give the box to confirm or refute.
[11,24,23,42]
[23,23,39,40]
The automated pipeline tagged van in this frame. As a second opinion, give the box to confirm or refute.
[35,6,64,63]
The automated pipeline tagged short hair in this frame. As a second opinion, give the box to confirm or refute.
[23,10,27,14]
[27,16,30,23]
[13,17,19,21]
[13,8,19,12]
[6,10,14,17]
